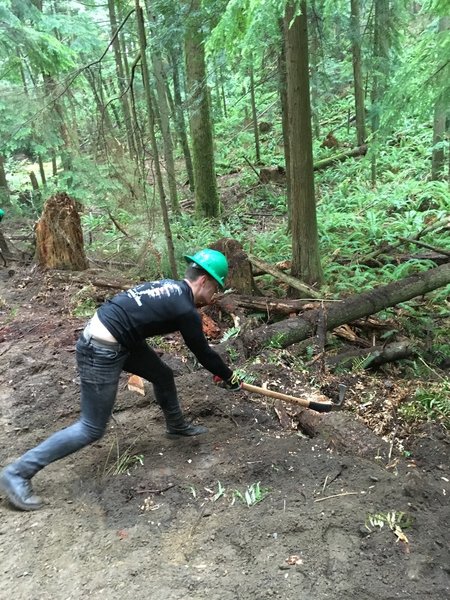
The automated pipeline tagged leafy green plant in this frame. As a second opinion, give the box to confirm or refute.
[221,325,241,342]
[226,347,240,361]
[204,481,226,502]
[399,380,450,427]
[365,511,413,543]
[233,482,269,507]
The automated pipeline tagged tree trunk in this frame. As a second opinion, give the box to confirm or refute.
[370,0,389,186]
[278,19,291,229]
[108,0,136,157]
[431,17,449,181]
[210,238,255,294]
[220,65,228,118]
[29,171,39,191]
[35,193,88,270]
[309,0,321,139]
[135,1,178,279]
[350,0,366,146]
[42,74,73,174]
[147,5,179,214]
[185,0,219,217]
[85,70,122,155]
[170,50,194,192]
[249,61,260,164]
[102,77,123,130]
[37,155,47,186]
[239,262,450,355]
[0,155,10,204]
[285,1,323,287]
[51,152,58,176]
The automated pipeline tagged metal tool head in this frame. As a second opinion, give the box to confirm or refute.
[332,383,347,409]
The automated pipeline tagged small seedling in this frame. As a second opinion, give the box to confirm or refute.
[221,326,241,342]
[234,482,270,507]
[212,481,226,502]
[113,451,144,475]
[365,511,413,543]
[103,440,144,477]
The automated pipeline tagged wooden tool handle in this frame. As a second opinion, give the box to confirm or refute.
[241,381,333,411]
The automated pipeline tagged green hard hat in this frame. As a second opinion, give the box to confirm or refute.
[0,208,4,221]
[184,248,228,288]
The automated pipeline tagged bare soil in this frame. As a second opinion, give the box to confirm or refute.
[0,267,449,600]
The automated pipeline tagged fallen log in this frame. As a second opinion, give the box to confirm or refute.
[247,254,321,298]
[237,262,450,356]
[213,293,323,315]
[325,340,416,371]
[313,144,368,171]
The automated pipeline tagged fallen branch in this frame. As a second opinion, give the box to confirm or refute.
[314,492,359,503]
[398,237,450,258]
[247,254,321,298]
[136,484,175,494]
[358,216,449,264]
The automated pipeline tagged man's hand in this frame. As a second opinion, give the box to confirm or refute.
[213,373,242,391]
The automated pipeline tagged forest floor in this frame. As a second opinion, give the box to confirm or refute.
[0,264,449,600]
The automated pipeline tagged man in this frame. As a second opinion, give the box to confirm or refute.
[0,248,241,511]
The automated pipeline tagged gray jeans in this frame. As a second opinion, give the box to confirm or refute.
[13,331,180,479]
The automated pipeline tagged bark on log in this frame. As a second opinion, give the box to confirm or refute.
[247,254,321,298]
[238,262,450,356]
[325,340,416,371]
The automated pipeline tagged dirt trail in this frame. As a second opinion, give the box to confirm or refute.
[0,269,449,600]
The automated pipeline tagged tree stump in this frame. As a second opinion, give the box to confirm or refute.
[210,238,255,294]
[35,193,88,270]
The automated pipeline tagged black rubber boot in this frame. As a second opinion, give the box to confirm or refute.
[0,464,43,511]
[165,412,208,437]
[153,381,208,437]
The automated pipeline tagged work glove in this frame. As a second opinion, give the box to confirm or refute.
[213,373,242,391]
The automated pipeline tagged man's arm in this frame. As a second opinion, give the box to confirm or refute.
[179,313,233,381]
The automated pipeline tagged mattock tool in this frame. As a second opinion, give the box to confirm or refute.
[241,382,347,413]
